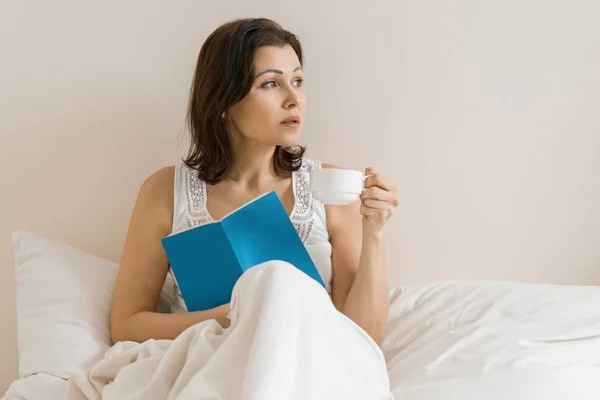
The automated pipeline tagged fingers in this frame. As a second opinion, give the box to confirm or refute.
[360,186,400,207]
[360,167,399,229]
[362,198,395,211]
[360,189,397,217]
[364,168,397,192]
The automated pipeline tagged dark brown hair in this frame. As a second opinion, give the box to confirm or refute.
[183,18,306,185]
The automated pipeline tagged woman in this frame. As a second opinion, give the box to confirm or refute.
[108,17,398,398]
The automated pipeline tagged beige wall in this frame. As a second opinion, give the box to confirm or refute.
[1,0,599,392]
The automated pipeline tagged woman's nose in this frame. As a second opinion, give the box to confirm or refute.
[284,92,301,109]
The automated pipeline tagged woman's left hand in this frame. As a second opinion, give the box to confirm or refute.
[360,167,399,235]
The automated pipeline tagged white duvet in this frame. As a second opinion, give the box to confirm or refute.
[65,261,393,400]
[10,271,600,400]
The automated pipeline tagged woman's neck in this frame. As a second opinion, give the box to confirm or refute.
[226,141,281,190]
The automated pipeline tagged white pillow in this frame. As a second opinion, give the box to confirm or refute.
[12,230,177,380]
[13,230,120,379]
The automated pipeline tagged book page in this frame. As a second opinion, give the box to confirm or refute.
[221,190,274,221]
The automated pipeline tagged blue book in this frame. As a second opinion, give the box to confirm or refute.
[161,191,326,312]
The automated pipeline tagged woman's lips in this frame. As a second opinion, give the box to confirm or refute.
[281,116,300,127]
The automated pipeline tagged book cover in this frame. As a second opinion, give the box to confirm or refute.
[161,191,326,312]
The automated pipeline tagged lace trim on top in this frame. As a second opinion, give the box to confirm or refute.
[183,165,213,228]
[182,159,318,243]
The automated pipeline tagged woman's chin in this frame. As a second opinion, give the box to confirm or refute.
[278,130,301,147]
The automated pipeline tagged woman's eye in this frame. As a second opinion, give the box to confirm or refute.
[262,80,277,88]
[293,78,304,87]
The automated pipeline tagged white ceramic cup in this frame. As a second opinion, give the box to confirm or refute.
[309,168,370,205]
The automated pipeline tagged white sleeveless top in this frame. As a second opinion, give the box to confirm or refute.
[164,157,333,313]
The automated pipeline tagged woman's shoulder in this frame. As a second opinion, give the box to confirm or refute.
[320,162,344,170]
[134,166,176,222]
[301,157,343,171]
[141,166,176,195]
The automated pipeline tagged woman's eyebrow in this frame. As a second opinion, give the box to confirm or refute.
[255,66,302,78]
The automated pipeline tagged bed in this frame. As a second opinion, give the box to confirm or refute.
[4,374,67,400]
[3,230,600,399]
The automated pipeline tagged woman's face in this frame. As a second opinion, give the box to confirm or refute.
[227,44,306,148]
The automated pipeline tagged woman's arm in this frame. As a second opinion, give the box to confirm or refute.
[109,167,229,344]
[324,165,399,344]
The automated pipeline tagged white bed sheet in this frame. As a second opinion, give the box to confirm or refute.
[382,281,600,399]
[3,373,67,400]
[5,280,600,399]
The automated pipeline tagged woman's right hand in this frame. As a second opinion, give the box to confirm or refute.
[214,303,231,328]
